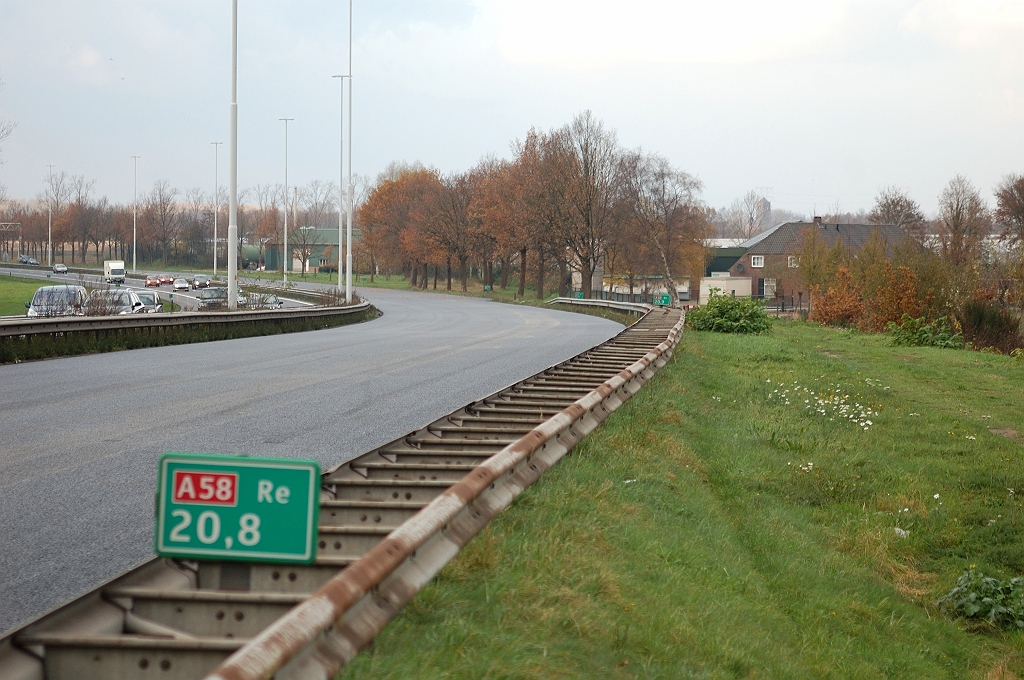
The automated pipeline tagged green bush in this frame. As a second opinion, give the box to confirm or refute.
[687,291,771,334]
[939,569,1024,629]
[886,314,964,349]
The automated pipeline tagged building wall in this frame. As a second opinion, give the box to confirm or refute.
[728,252,806,301]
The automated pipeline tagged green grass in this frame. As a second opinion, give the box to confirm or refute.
[0,274,53,316]
[339,322,1024,679]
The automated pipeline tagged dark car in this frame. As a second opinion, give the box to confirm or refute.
[192,274,212,289]
[25,285,87,317]
[27,257,39,266]
[18,254,29,264]
[197,287,228,311]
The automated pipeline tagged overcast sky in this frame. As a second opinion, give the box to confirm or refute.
[0,0,1021,216]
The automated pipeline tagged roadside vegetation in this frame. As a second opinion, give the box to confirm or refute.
[340,321,1024,679]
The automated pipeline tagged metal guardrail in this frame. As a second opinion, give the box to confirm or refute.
[0,302,371,339]
[0,304,683,680]
[209,307,685,680]
[547,296,655,314]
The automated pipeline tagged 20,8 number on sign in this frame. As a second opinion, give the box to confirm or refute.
[155,453,320,564]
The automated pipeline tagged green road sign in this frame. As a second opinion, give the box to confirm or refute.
[654,294,671,306]
[155,452,320,564]
[575,291,584,299]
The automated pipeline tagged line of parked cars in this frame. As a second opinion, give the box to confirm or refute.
[24,285,163,317]
[23,282,284,317]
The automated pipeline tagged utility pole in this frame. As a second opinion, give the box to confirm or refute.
[332,74,349,292]
[211,142,222,277]
[345,0,354,303]
[227,0,239,309]
[279,118,293,283]
[46,164,54,267]
[131,156,140,273]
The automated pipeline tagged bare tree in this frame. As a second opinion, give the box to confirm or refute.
[937,175,990,268]
[145,180,181,266]
[0,73,16,167]
[301,179,337,230]
[869,185,926,242]
[994,174,1024,248]
[618,151,706,303]
[560,111,619,298]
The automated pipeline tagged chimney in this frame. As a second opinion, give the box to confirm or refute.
[813,216,823,226]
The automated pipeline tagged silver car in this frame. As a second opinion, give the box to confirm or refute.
[25,285,87,317]
[135,290,163,313]
[85,289,147,316]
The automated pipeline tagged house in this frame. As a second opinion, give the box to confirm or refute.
[726,218,905,303]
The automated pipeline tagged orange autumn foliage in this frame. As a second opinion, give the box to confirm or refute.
[809,266,863,327]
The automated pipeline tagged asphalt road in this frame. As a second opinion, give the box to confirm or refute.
[0,288,621,636]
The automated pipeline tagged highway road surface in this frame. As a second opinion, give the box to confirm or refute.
[0,287,622,636]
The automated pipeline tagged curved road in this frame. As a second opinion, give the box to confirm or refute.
[0,288,621,636]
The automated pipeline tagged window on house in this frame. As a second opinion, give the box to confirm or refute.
[750,255,764,268]
[788,255,799,268]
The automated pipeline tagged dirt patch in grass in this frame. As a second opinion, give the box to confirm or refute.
[991,428,1021,443]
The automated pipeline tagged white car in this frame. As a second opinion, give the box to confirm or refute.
[52,263,68,274]
[172,278,190,291]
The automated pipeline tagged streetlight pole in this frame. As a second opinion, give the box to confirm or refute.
[345,0,354,304]
[211,142,222,277]
[228,0,239,310]
[279,117,293,283]
[131,155,140,273]
[46,164,54,267]
[332,74,349,292]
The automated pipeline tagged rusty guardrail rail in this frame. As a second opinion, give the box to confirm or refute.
[0,302,371,339]
[0,304,683,680]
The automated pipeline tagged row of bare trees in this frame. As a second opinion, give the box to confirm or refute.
[0,173,362,271]
[357,111,711,301]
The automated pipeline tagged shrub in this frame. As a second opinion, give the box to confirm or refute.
[958,299,1023,354]
[863,264,921,332]
[887,314,964,349]
[939,569,1024,629]
[688,291,771,334]
[808,266,863,327]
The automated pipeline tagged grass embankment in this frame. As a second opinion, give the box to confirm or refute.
[340,322,1024,679]
[0,274,45,316]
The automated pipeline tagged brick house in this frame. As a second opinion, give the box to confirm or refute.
[727,218,905,303]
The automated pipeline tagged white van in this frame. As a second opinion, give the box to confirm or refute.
[104,260,126,284]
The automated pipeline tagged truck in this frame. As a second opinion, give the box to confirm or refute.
[104,260,126,284]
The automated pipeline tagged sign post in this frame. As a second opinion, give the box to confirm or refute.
[155,452,320,564]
